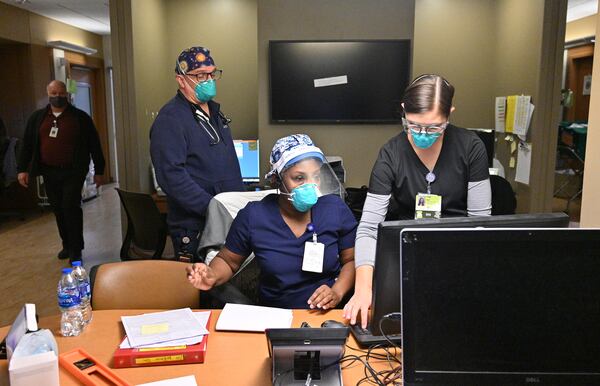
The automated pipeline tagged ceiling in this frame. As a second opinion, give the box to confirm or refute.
[567,0,598,22]
[0,0,110,35]
[0,0,597,36]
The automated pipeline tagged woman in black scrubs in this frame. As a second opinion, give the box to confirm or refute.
[344,74,492,328]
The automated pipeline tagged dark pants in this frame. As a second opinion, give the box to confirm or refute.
[42,166,86,258]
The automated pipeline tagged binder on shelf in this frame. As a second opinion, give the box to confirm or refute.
[112,312,211,368]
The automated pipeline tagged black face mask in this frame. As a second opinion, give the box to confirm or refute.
[49,96,68,108]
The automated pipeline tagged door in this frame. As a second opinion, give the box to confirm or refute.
[70,66,111,184]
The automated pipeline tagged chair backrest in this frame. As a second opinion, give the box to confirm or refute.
[490,175,517,215]
[115,188,167,259]
[90,260,199,310]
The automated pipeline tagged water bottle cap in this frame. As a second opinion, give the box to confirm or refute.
[72,261,82,267]
[62,268,73,274]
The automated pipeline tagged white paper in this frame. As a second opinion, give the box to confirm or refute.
[121,308,209,348]
[495,97,506,133]
[513,96,532,137]
[313,75,348,88]
[137,375,198,386]
[515,142,532,185]
[120,311,211,349]
[215,303,293,332]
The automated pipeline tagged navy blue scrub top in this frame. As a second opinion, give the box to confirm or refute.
[225,194,357,309]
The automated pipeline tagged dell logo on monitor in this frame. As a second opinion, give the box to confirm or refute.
[525,377,541,383]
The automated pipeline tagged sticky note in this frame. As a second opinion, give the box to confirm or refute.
[510,141,517,154]
[509,157,516,168]
[141,323,170,335]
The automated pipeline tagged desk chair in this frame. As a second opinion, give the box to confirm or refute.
[90,260,199,310]
[554,145,584,213]
[115,188,168,260]
[490,175,517,215]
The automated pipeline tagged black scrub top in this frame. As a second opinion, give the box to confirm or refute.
[368,125,489,220]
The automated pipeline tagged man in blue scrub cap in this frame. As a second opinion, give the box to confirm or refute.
[187,134,357,309]
[150,47,244,262]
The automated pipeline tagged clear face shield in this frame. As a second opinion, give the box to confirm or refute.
[278,156,345,202]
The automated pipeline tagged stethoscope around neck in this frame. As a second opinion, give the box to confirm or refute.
[193,108,221,145]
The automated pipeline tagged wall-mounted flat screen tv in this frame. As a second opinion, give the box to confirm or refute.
[269,40,411,124]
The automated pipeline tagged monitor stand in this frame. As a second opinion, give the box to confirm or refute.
[271,344,344,386]
[349,323,402,348]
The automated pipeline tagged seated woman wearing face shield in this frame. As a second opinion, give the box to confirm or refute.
[187,134,356,309]
[343,74,492,328]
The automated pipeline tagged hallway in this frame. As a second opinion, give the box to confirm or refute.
[0,185,121,326]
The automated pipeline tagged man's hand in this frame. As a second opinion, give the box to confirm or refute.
[342,290,372,329]
[17,172,29,188]
[186,263,217,291]
[94,175,103,187]
[307,285,342,310]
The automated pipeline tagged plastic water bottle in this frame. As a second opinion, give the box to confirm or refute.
[71,261,93,324]
[58,268,84,337]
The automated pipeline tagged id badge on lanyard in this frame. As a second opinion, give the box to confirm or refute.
[415,171,442,219]
[49,120,59,138]
[302,223,324,273]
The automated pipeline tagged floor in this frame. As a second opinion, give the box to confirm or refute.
[0,184,122,326]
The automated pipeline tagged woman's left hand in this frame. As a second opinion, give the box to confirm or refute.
[308,285,342,310]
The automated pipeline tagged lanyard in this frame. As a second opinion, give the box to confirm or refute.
[307,223,317,243]
[425,172,436,194]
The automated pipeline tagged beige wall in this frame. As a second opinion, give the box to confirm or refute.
[0,2,103,59]
[413,0,496,129]
[131,0,173,191]
[565,14,597,41]
[257,0,415,187]
[580,9,600,227]
[165,0,258,139]
[0,2,30,43]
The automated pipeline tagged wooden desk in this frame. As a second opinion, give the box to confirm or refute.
[0,309,399,386]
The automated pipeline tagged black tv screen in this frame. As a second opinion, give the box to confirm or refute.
[269,40,411,123]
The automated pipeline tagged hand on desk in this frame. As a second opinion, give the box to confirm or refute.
[187,263,217,291]
[307,285,342,310]
[342,290,372,329]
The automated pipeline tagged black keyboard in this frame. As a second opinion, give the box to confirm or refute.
[350,324,402,348]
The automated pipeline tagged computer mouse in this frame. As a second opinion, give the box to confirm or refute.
[321,320,347,328]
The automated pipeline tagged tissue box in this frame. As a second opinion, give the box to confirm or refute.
[9,351,59,386]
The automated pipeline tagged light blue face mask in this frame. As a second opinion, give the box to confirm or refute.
[410,129,443,149]
[288,183,319,212]
[194,79,217,103]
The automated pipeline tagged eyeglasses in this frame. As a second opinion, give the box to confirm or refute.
[186,69,223,82]
[402,118,448,134]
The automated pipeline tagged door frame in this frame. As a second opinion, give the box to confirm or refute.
[64,52,112,183]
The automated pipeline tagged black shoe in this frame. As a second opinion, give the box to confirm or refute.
[57,249,69,260]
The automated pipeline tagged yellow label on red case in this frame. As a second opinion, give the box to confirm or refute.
[135,355,184,364]
[139,346,186,352]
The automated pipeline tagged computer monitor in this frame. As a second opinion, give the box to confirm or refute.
[234,139,260,183]
[350,213,570,347]
[401,228,600,386]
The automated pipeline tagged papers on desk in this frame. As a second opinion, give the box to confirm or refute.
[215,303,293,332]
[121,309,209,348]
[120,311,210,349]
[137,375,198,386]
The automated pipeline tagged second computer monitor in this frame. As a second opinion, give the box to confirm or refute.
[234,139,260,183]
[370,213,570,338]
